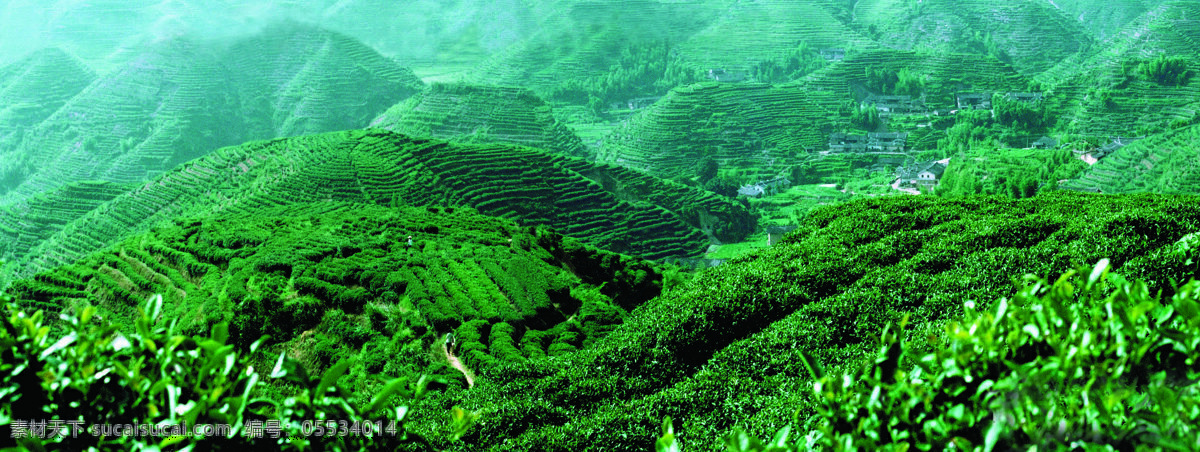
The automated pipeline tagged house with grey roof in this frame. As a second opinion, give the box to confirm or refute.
[868,132,908,152]
[956,92,992,110]
[829,133,868,152]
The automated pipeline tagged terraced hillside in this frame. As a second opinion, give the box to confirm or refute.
[465,0,725,100]
[6,203,668,394]
[0,48,95,142]
[799,49,1031,107]
[3,129,753,286]
[599,82,846,178]
[371,83,590,159]
[0,24,422,206]
[0,48,97,190]
[1037,1,1200,137]
[441,192,1200,451]
[222,22,424,137]
[1050,0,1171,40]
[851,0,1093,75]
[674,0,871,72]
[0,181,133,266]
[0,0,539,74]
[1063,123,1200,193]
[0,38,238,204]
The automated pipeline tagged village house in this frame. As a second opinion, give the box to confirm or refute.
[707,69,747,83]
[864,94,926,115]
[896,160,948,189]
[1095,136,1141,158]
[956,92,992,110]
[626,96,661,110]
[867,132,908,152]
[916,162,947,186]
[766,225,799,246]
[819,48,846,61]
[737,176,792,198]
[1004,92,1044,103]
[1031,136,1058,149]
[828,132,868,152]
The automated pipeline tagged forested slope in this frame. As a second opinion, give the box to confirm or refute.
[2,129,753,287]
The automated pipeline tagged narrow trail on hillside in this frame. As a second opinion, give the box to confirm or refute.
[440,334,475,388]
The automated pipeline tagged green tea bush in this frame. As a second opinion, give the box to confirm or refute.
[0,293,476,451]
[725,260,1200,450]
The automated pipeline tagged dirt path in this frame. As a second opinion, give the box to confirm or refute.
[440,337,475,388]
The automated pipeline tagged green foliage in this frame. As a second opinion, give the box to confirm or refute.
[0,293,473,451]
[373,83,591,159]
[5,130,748,282]
[704,177,739,198]
[864,67,923,96]
[1129,55,1193,86]
[696,157,719,184]
[4,204,671,412]
[937,148,1085,199]
[750,42,828,84]
[454,192,1200,451]
[549,41,700,105]
[744,260,1200,450]
[992,94,1050,131]
[849,103,881,131]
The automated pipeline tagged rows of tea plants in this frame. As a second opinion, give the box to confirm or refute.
[857,0,1091,75]
[3,203,670,396]
[799,49,1030,108]
[5,130,748,284]
[465,0,720,98]
[675,0,872,73]
[1065,123,1200,193]
[0,48,94,142]
[223,23,424,137]
[0,181,132,273]
[0,23,422,208]
[372,83,590,159]
[446,192,1200,451]
[1038,2,1200,136]
[600,82,846,178]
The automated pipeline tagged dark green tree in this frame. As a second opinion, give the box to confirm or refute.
[696,157,719,184]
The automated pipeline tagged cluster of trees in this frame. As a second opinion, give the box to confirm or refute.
[864,66,924,96]
[1125,55,1193,86]
[936,149,1084,199]
[749,42,828,84]
[849,101,882,130]
[551,41,700,111]
[992,93,1051,130]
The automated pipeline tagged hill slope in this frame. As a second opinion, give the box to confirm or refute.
[0,48,95,143]
[851,0,1093,75]
[3,129,754,286]
[0,24,422,205]
[441,192,1200,451]
[371,83,590,159]
[1036,1,1200,136]
[6,203,667,391]
[599,82,845,178]
[1063,123,1200,193]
